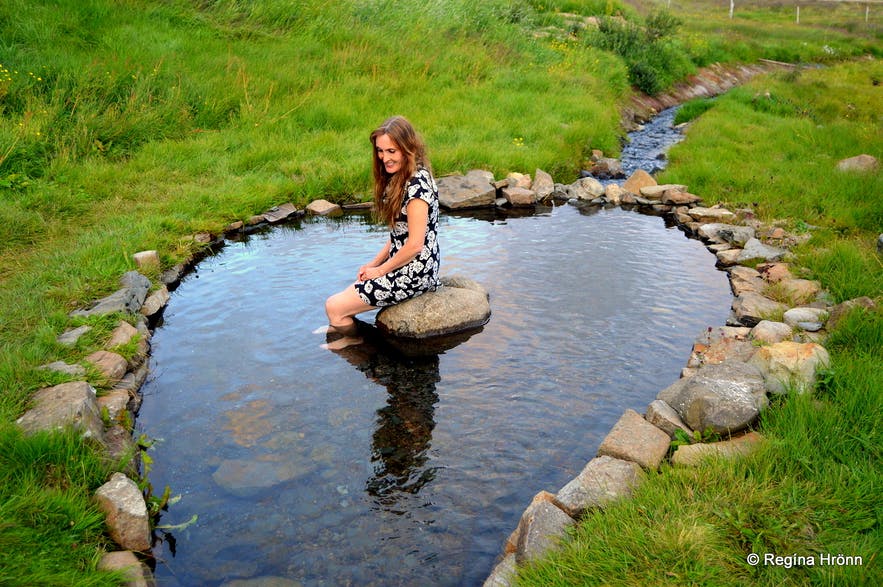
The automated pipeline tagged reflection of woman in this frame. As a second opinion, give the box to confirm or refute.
[324,116,440,344]
[324,328,440,502]
[367,352,440,500]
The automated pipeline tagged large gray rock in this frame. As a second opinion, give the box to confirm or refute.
[375,275,491,339]
[836,153,878,173]
[437,170,496,209]
[671,431,764,466]
[737,238,788,263]
[567,177,605,200]
[597,409,671,470]
[698,223,756,247]
[94,473,151,551]
[514,493,574,564]
[16,381,105,441]
[687,207,736,223]
[482,553,517,587]
[732,292,788,327]
[532,169,555,201]
[71,271,151,317]
[98,551,155,587]
[555,456,644,518]
[657,361,768,434]
[748,341,830,394]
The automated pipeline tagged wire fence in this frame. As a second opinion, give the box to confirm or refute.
[660,0,883,24]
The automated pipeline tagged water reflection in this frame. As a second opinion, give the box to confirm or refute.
[325,324,442,504]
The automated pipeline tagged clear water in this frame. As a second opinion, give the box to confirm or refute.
[138,204,732,586]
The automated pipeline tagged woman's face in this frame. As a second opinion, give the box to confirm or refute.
[375,133,403,175]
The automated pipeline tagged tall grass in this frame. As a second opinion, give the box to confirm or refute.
[0,424,126,586]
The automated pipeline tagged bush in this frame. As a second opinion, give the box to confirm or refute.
[588,9,694,95]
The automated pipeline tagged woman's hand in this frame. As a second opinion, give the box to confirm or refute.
[357,265,384,281]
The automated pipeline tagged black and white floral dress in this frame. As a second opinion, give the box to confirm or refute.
[355,167,440,307]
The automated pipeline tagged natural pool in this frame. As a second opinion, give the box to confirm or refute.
[138,203,733,586]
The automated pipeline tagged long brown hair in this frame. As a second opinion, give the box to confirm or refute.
[370,116,430,227]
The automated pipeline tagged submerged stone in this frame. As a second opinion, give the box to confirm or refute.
[212,458,313,498]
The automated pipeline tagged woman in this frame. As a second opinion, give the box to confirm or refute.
[324,116,440,344]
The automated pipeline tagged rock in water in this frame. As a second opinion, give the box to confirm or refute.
[375,275,491,339]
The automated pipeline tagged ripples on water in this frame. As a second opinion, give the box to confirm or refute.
[138,204,731,586]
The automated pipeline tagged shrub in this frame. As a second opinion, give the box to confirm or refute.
[587,9,694,95]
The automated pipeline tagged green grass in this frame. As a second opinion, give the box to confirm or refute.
[0,425,127,586]
[1,0,881,584]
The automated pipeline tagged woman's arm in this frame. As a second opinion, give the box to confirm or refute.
[357,240,391,281]
[359,198,428,280]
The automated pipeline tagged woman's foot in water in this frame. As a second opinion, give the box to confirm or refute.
[321,335,364,351]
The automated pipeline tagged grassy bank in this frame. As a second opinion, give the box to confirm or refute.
[1,0,880,584]
[515,59,882,586]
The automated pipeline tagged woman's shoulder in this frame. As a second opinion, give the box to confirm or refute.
[407,166,437,195]
[410,166,434,183]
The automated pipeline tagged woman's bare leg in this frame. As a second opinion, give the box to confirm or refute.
[325,284,375,336]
